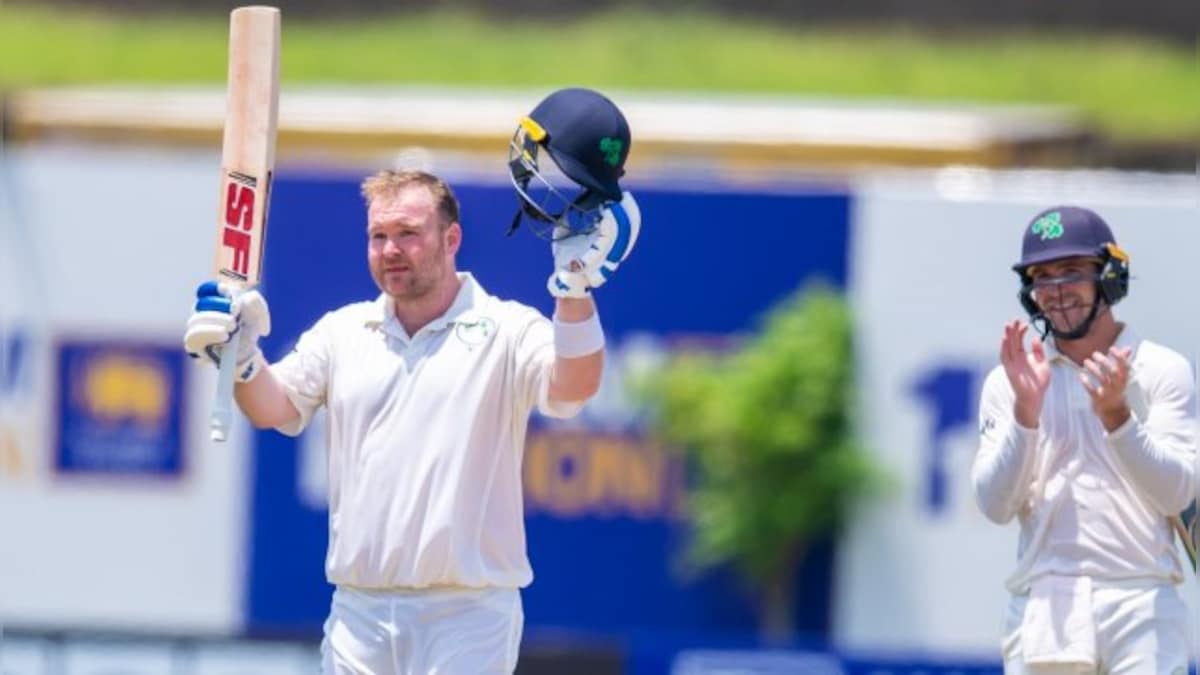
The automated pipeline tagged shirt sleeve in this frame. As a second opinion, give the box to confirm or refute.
[1106,349,1197,515]
[514,310,585,420]
[971,365,1041,524]
[268,313,334,437]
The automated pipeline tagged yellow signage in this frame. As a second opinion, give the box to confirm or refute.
[524,430,685,520]
[77,355,168,428]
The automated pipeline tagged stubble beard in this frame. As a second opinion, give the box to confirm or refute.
[381,243,446,302]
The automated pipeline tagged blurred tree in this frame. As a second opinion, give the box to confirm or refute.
[635,284,883,641]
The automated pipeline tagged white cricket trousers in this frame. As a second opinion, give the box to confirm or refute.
[320,585,524,675]
[1003,581,1190,674]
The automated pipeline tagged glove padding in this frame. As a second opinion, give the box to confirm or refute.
[184,281,271,382]
[549,191,641,299]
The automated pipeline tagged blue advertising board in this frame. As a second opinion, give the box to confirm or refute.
[246,170,852,656]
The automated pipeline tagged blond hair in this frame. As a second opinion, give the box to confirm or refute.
[360,170,461,229]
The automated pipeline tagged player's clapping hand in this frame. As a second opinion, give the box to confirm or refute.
[184,281,271,382]
[1000,320,1051,428]
[1080,345,1133,428]
[548,192,641,299]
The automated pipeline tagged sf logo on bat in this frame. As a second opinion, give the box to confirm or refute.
[220,171,268,280]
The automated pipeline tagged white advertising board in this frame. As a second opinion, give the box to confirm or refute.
[0,145,248,634]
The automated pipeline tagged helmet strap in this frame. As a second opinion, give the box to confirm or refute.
[1029,311,1052,342]
[1020,278,1107,342]
[1041,290,1104,341]
[506,207,522,237]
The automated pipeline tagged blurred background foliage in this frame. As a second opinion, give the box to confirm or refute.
[635,285,884,640]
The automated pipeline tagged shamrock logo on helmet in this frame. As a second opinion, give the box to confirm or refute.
[1031,211,1065,240]
[599,137,624,167]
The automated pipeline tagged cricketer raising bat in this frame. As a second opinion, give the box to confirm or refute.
[210,6,280,443]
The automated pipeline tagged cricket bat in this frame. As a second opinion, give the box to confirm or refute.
[1173,509,1197,572]
[210,6,280,443]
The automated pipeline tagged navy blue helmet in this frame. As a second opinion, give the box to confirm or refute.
[508,87,631,239]
[1013,206,1130,340]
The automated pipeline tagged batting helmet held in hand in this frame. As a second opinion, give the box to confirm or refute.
[507,87,631,239]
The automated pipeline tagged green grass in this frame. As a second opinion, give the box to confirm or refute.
[1,5,1195,139]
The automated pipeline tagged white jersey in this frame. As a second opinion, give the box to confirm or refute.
[270,273,581,590]
[971,326,1196,594]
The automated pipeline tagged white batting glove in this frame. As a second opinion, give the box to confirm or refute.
[548,192,641,299]
[184,281,271,383]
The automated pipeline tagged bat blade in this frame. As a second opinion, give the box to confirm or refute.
[214,5,279,288]
[210,6,280,443]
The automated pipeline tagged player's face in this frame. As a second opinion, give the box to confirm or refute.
[1027,257,1101,335]
[367,185,461,301]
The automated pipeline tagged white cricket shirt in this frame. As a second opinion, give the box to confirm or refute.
[270,273,582,590]
[971,326,1196,594]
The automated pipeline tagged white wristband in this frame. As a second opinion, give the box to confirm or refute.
[554,311,605,358]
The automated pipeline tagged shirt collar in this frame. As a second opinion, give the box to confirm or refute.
[1043,322,1139,364]
[365,273,488,337]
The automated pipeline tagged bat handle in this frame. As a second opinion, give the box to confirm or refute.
[1171,515,1196,571]
[210,323,240,443]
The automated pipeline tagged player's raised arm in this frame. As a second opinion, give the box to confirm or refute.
[547,297,603,403]
[544,190,641,403]
[184,283,299,430]
[505,88,640,405]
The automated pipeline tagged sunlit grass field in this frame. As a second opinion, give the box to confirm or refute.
[0,5,1195,140]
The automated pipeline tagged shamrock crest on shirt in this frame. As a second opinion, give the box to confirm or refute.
[454,316,498,350]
